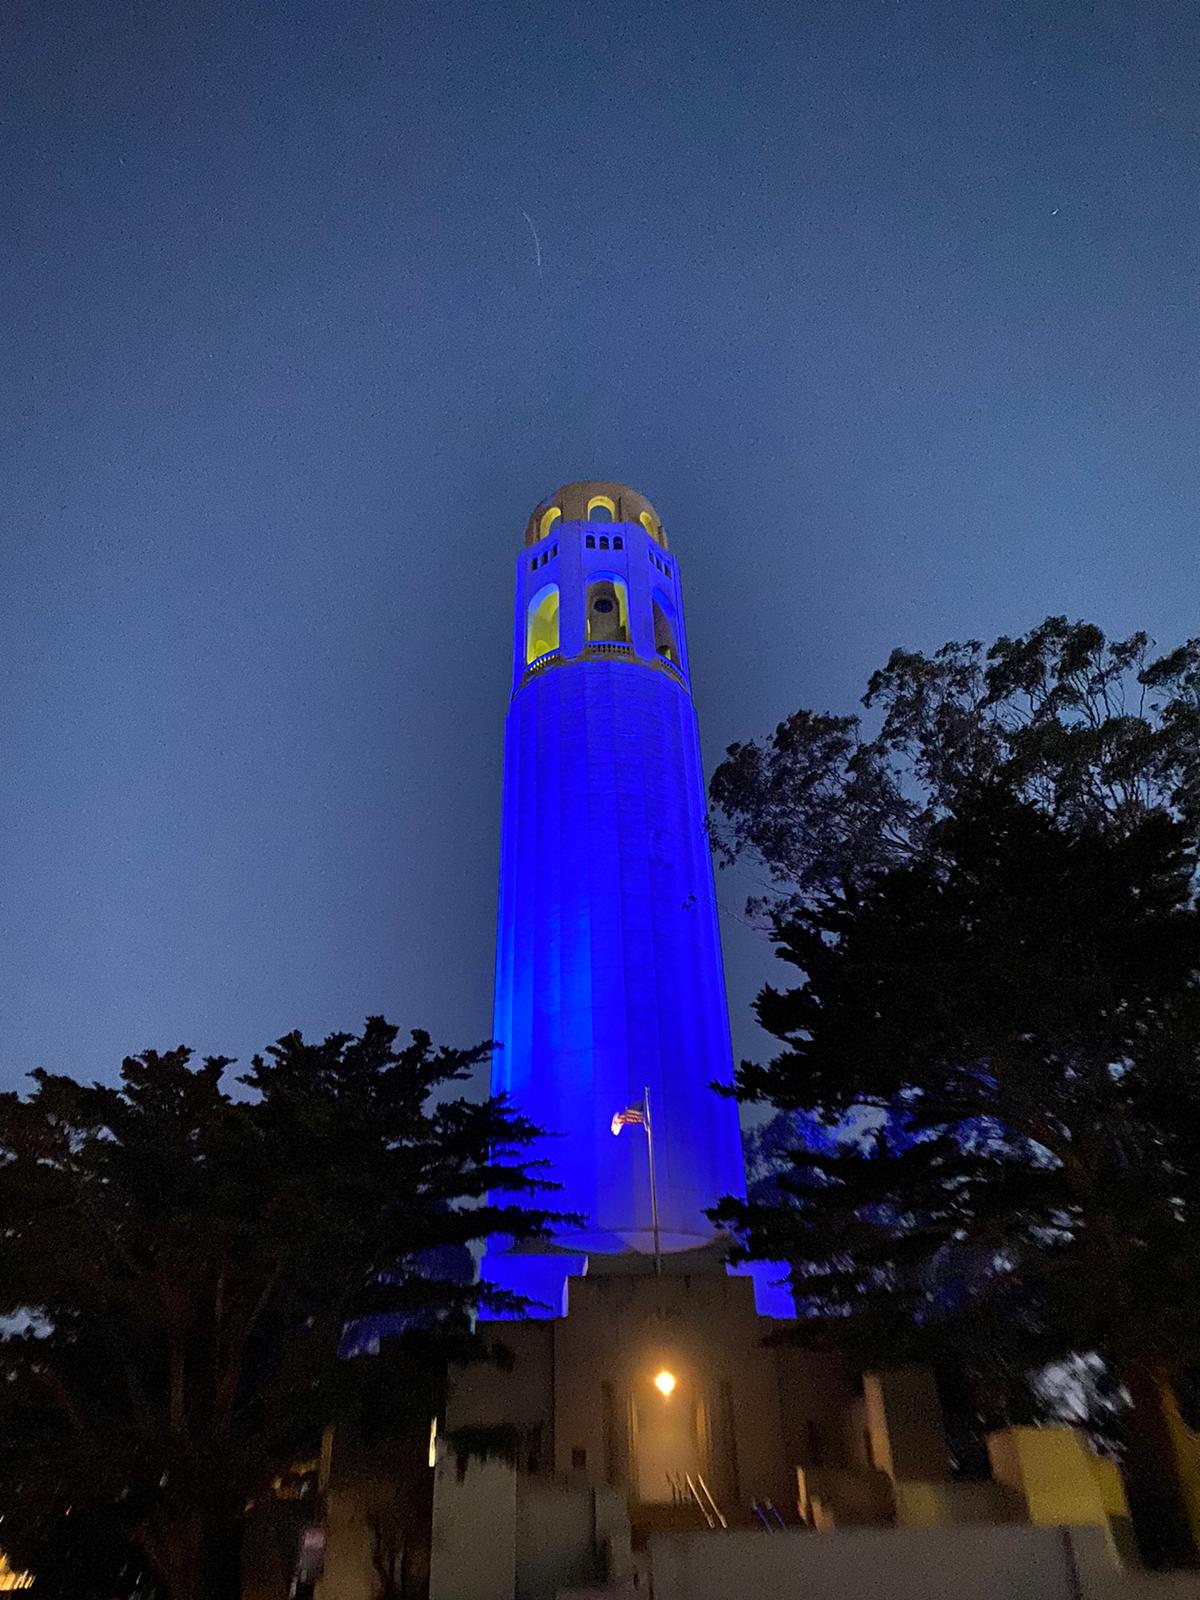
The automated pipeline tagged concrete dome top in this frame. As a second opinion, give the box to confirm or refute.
[524,480,667,549]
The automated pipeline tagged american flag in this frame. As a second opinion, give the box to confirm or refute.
[611,1102,647,1137]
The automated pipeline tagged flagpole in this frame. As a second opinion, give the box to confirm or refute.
[643,1084,662,1277]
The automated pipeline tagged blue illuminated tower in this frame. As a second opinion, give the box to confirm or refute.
[482,482,762,1316]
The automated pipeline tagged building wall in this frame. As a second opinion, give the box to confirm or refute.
[649,1524,1122,1600]
[453,1267,806,1519]
[772,1345,870,1475]
[515,1482,600,1600]
[429,1459,628,1600]
[987,1427,1127,1540]
[449,1263,1002,1542]
[1161,1385,1200,1558]
[863,1368,951,1481]
[891,1478,1016,1528]
[429,1457,516,1600]
[446,1321,555,1445]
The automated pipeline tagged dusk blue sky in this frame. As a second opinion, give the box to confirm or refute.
[3,0,1197,1093]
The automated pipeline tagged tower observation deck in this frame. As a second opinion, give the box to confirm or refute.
[481,483,784,1317]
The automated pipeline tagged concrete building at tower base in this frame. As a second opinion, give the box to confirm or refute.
[420,1250,1140,1600]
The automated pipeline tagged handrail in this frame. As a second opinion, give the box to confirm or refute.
[694,1473,728,1529]
[682,1473,716,1528]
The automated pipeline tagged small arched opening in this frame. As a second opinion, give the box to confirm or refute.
[586,575,629,643]
[587,495,617,524]
[526,583,560,663]
[652,592,679,665]
[538,506,562,542]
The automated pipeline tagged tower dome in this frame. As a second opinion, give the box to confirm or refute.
[525,480,668,549]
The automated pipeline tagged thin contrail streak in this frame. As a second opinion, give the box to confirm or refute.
[521,209,543,279]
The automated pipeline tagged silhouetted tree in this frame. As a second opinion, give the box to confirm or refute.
[711,617,1199,906]
[0,1018,561,1600]
[710,620,1200,1566]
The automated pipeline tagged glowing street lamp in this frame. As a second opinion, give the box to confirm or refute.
[654,1369,677,1397]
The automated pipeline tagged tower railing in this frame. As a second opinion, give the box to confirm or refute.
[520,641,691,692]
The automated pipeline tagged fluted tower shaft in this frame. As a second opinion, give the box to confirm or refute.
[482,483,749,1315]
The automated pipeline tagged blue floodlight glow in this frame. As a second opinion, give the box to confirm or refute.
[481,493,793,1320]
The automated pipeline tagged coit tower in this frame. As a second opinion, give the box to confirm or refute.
[481,482,760,1316]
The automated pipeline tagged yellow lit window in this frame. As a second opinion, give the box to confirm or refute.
[526,584,560,662]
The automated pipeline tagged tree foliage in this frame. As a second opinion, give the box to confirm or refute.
[0,1018,560,1600]
[709,618,1200,1563]
[718,790,1200,1365]
[711,617,1200,910]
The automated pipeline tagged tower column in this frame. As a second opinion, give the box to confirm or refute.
[482,482,750,1317]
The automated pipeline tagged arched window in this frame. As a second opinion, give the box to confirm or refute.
[652,592,679,665]
[538,506,562,542]
[526,584,560,663]
[639,511,658,539]
[586,576,629,643]
[587,495,616,523]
